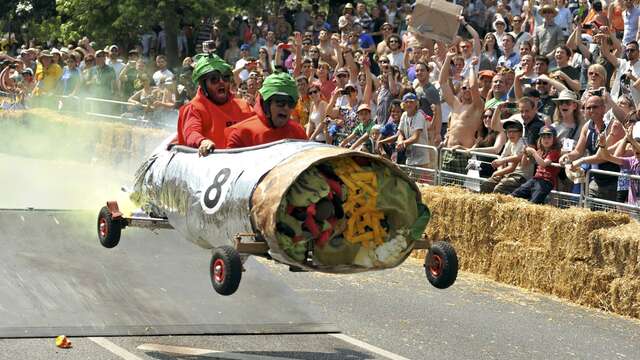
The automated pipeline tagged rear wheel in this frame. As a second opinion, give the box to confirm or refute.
[425,241,458,289]
[97,206,121,248]
[210,246,242,296]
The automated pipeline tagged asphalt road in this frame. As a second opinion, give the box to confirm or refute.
[2,153,640,360]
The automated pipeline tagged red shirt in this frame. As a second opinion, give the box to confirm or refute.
[533,149,561,187]
[225,99,307,148]
[175,88,255,149]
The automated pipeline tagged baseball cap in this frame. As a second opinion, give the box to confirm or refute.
[478,70,496,79]
[501,116,524,130]
[357,103,371,112]
[539,125,557,136]
[402,92,418,102]
[240,44,250,51]
[109,45,119,51]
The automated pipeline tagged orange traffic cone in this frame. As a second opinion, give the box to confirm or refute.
[55,335,72,349]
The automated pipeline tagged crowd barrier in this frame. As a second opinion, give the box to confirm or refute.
[53,95,178,129]
[406,145,639,219]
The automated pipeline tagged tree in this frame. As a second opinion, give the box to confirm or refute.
[55,0,254,66]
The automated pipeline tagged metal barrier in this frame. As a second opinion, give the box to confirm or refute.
[421,147,609,213]
[51,95,177,129]
[583,169,640,218]
[397,144,439,185]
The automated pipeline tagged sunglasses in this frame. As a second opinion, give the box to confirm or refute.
[588,72,601,77]
[388,40,399,43]
[303,41,312,46]
[337,73,348,78]
[461,85,469,91]
[271,95,296,108]
[207,71,233,83]
[308,89,319,95]
[558,100,573,105]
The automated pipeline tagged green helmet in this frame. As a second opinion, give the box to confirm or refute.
[258,72,299,104]
[191,53,232,85]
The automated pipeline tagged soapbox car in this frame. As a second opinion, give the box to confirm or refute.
[97,140,458,295]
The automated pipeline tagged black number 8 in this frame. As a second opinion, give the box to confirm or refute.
[203,168,231,209]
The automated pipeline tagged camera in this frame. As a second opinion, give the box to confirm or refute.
[505,102,518,110]
[591,88,604,97]
[202,40,216,54]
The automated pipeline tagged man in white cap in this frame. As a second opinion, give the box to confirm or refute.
[106,45,124,76]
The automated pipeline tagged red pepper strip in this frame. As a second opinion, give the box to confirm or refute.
[304,204,320,238]
[323,176,343,198]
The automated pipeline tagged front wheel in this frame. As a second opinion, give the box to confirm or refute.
[97,206,122,248]
[425,241,458,289]
[210,246,242,296]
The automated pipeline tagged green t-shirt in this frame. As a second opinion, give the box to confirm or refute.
[352,120,376,152]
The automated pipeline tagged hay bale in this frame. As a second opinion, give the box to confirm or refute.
[491,200,553,247]
[552,261,616,309]
[545,209,629,261]
[609,278,640,318]
[489,241,523,284]
[420,185,514,245]
[590,222,640,277]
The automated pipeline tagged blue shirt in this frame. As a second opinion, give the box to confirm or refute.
[381,119,398,138]
[498,52,520,69]
[358,33,375,50]
[623,6,640,45]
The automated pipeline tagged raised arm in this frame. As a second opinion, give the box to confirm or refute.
[293,32,303,77]
[438,50,460,108]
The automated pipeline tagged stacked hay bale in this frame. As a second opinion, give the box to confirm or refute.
[418,185,639,319]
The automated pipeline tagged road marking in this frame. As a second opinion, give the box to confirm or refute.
[330,333,412,360]
[89,337,143,360]
[137,343,292,360]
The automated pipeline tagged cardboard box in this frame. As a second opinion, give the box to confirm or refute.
[410,0,463,43]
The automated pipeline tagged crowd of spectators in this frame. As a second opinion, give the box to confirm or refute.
[3,0,640,207]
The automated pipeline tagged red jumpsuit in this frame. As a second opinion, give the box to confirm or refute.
[175,88,255,149]
[225,99,307,148]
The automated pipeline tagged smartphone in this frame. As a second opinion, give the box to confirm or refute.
[505,102,518,110]
[591,88,603,96]
[281,43,292,50]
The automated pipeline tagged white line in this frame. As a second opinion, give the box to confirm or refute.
[89,337,144,360]
[137,343,293,360]
[330,333,412,360]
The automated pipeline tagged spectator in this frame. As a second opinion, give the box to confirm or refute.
[152,55,174,86]
[511,125,562,203]
[622,0,640,45]
[471,107,508,178]
[534,5,564,61]
[106,45,124,76]
[562,95,623,201]
[127,73,157,119]
[119,57,145,100]
[306,81,328,143]
[394,92,432,167]
[34,50,62,96]
[89,50,117,106]
[480,117,531,194]
[440,52,484,174]
[58,53,80,96]
[339,103,376,152]
[498,33,520,69]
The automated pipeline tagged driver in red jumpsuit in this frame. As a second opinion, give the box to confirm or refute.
[175,53,254,156]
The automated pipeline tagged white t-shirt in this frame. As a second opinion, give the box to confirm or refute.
[399,110,431,165]
[152,69,174,86]
[235,58,250,82]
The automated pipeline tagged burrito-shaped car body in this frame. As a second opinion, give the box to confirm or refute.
[130,138,430,273]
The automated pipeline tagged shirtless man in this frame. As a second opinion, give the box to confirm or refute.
[439,50,484,174]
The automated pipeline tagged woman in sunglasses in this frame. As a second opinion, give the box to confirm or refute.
[226,72,307,148]
[174,53,256,156]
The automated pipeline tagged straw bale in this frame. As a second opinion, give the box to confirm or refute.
[544,209,629,261]
[590,222,640,277]
[420,186,514,246]
[609,278,640,318]
[489,241,523,284]
[491,200,553,247]
[552,261,616,309]
[456,243,495,274]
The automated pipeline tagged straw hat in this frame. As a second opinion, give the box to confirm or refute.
[552,89,580,104]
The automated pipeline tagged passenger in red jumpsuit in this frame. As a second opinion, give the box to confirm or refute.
[225,72,307,148]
